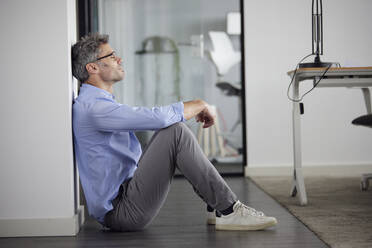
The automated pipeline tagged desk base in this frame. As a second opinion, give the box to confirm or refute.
[290,168,308,205]
[288,66,372,206]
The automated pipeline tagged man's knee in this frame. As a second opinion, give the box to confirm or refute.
[155,122,194,145]
[167,122,193,137]
[159,122,188,135]
[168,122,187,130]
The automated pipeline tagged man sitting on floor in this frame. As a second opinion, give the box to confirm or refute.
[71,33,277,231]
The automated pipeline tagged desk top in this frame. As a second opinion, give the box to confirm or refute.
[287,67,372,87]
[287,66,372,77]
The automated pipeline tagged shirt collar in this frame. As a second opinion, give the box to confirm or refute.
[80,83,115,99]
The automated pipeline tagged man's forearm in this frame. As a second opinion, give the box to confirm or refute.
[183,99,207,120]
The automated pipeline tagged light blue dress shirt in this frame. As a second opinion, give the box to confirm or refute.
[72,83,185,223]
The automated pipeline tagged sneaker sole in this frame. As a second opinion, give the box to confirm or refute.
[215,219,277,231]
[207,218,216,225]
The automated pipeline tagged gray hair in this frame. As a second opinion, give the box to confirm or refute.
[71,33,109,83]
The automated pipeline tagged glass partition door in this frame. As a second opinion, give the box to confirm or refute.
[97,0,244,174]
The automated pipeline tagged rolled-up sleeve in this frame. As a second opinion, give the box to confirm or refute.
[89,97,185,132]
[171,101,186,122]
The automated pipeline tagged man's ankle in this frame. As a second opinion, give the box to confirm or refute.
[218,201,237,216]
[207,205,214,213]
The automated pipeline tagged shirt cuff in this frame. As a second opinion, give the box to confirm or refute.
[172,101,186,122]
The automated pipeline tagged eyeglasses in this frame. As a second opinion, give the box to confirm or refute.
[95,51,116,62]
[86,51,120,66]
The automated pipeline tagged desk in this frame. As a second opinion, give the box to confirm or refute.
[287,67,372,205]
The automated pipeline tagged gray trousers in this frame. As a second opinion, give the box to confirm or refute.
[104,122,237,231]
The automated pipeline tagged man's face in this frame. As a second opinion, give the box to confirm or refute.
[96,43,124,83]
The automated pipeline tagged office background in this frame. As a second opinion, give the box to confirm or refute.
[0,0,372,237]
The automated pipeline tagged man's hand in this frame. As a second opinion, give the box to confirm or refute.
[183,99,216,128]
[195,105,216,128]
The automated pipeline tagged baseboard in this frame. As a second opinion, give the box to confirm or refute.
[245,163,372,177]
[0,205,85,237]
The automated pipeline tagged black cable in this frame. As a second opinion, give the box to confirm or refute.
[287,55,334,102]
[299,63,332,100]
[287,54,313,102]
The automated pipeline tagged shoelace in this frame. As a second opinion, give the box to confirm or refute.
[236,203,265,217]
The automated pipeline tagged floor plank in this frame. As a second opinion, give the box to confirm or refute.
[0,177,328,248]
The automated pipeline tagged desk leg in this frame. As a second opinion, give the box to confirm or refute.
[290,78,308,205]
[361,88,372,114]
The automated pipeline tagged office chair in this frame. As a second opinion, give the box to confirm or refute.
[352,113,372,191]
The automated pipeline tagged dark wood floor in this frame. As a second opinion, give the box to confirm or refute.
[0,177,328,248]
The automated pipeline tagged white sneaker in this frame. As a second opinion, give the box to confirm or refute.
[215,201,277,231]
[207,210,216,225]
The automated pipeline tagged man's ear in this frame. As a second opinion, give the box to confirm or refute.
[85,63,99,74]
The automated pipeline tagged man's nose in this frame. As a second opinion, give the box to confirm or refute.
[117,57,122,65]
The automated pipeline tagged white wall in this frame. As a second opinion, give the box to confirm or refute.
[0,0,82,237]
[244,0,372,167]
